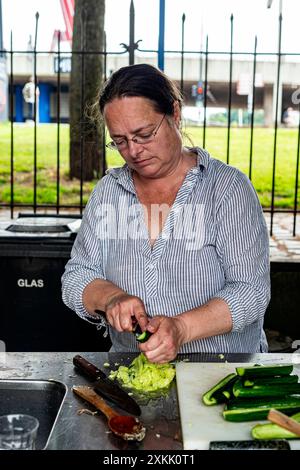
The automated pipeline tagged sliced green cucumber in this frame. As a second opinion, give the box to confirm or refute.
[236,364,293,378]
[133,322,152,343]
[136,330,151,342]
[244,375,299,387]
[252,412,300,440]
[223,397,300,422]
[202,373,237,406]
[232,379,300,398]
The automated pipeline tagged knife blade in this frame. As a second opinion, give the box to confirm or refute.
[209,439,290,450]
[73,355,141,416]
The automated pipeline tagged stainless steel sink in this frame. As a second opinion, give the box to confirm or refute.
[0,379,67,449]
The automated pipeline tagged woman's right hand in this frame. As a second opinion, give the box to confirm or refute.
[105,293,148,333]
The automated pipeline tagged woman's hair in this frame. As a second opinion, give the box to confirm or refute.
[99,63,183,116]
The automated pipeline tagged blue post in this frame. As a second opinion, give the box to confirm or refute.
[15,85,23,122]
[38,83,51,123]
[158,0,165,70]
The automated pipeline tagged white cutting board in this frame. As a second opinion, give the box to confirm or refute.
[176,361,300,450]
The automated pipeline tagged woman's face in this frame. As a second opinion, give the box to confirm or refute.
[104,96,182,179]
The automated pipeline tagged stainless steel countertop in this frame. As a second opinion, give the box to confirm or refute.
[0,352,299,450]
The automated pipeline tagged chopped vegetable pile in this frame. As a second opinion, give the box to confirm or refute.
[108,353,175,392]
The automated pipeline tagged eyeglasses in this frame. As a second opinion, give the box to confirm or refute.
[106,113,166,151]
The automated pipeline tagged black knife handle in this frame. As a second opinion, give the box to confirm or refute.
[73,355,106,380]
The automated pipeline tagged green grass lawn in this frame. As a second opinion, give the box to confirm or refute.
[0,122,299,208]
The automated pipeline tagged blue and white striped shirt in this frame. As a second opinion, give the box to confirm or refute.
[62,148,270,353]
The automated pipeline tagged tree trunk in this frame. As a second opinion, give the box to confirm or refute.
[69,0,105,181]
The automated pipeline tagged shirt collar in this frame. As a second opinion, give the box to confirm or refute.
[105,146,210,191]
[190,147,209,172]
[105,164,136,194]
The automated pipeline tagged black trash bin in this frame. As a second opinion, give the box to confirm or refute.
[264,260,300,349]
[0,215,111,352]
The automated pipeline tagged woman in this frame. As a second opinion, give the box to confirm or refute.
[62,64,270,362]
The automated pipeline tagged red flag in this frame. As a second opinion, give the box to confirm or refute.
[60,0,75,41]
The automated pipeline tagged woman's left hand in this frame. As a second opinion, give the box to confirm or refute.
[138,316,187,363]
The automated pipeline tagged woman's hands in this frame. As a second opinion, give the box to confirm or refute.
[105,293,148,333]
[139,315,187,363]
[105,295,187,362]
[104,292,233,363]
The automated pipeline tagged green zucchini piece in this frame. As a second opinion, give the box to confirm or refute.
[212,375,239,402]
[135,331,151,342]
[244,375,299,387]
[252,412,300,440]
[202,373,237,406]
[223,397,300,422]
[232,379,300,398]
[133,322,152,343]
[222,390,231,400]
[236,364,293,378]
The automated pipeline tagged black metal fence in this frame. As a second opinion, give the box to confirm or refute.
[0,4,299,236]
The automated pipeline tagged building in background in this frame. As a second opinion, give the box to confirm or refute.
[6,53,300,126]
[1,0,300,126]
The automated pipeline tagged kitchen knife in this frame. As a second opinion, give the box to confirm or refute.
[209,439,290,450]
[73,355,141,416]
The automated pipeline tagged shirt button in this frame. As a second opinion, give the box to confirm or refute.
[149,264,154,270]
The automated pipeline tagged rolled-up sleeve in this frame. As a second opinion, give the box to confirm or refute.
[213,171,270,332]
[61,185,106,322]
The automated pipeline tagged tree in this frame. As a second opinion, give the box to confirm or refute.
[69,0,105,181]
